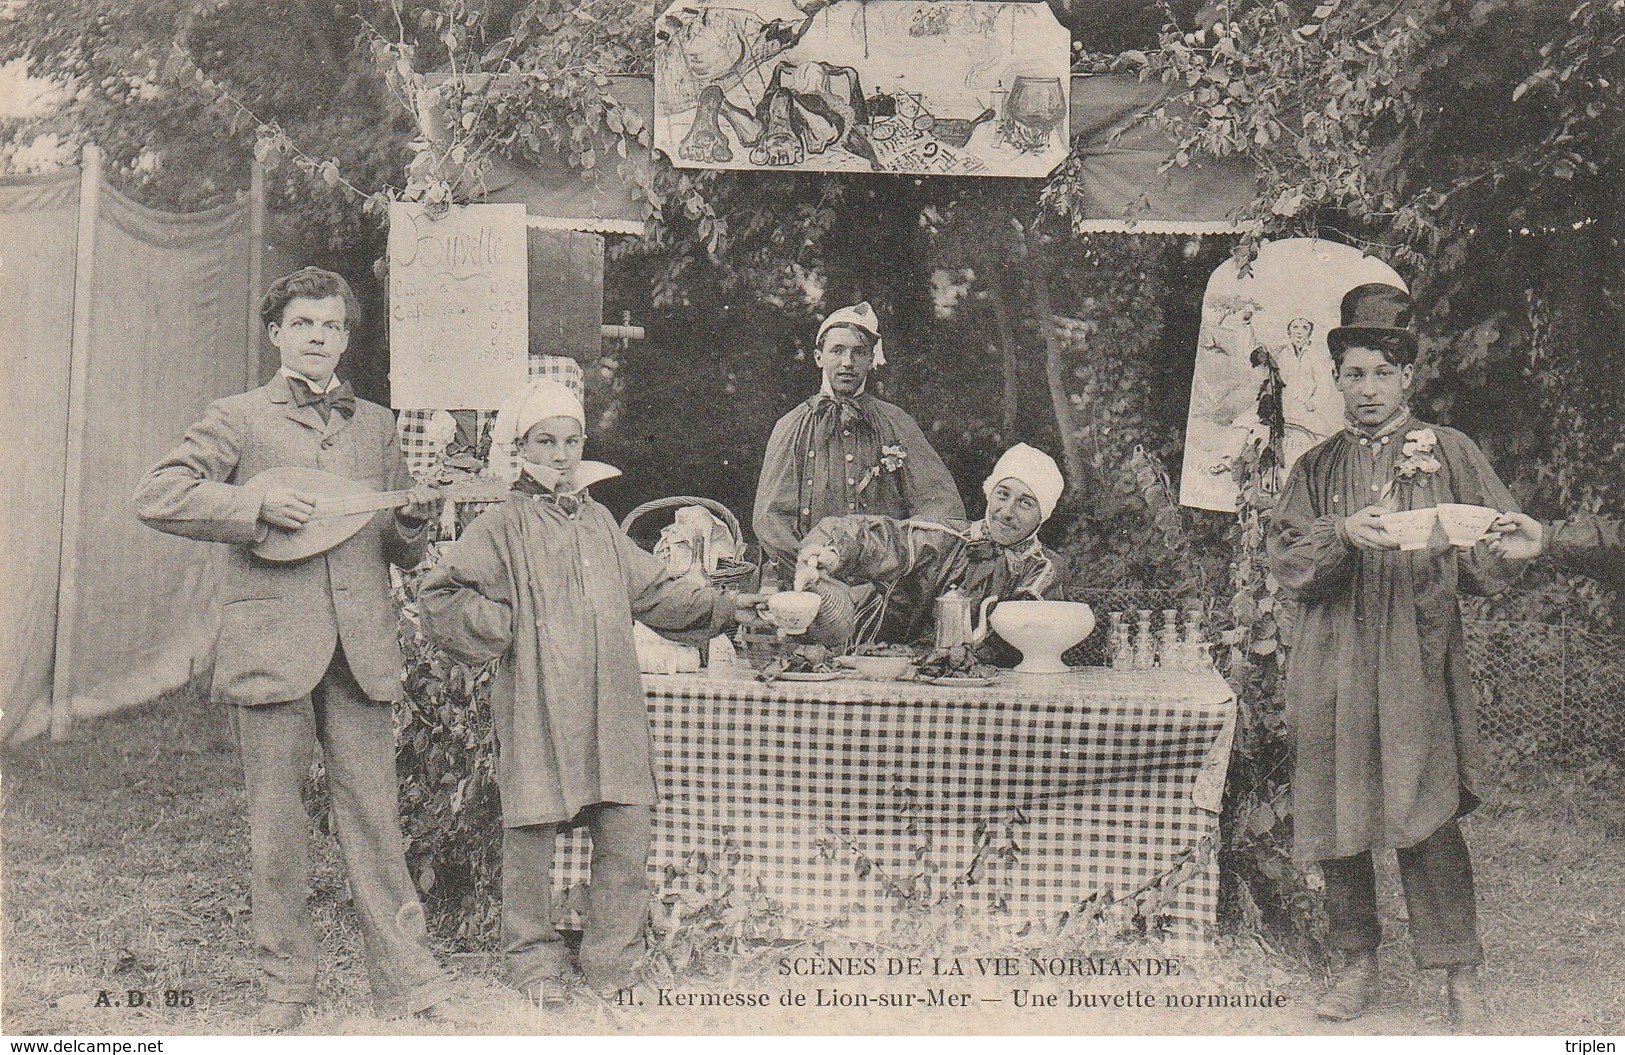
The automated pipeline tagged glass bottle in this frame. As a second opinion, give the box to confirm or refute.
[1108,612,1133,670]
[1182,605,1206,670]
[1158,609,1180,669]
[1133,609,1156,670]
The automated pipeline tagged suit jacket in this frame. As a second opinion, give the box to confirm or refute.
[134,374,426,705]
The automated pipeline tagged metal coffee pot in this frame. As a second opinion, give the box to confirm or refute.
[935,585,998,650]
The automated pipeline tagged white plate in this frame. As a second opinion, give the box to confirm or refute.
[923,675,997,687]
[769,670,844,682]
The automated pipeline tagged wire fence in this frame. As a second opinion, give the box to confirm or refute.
[1066,588,1625,762]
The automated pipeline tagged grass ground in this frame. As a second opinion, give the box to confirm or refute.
[3,688,1622,1037]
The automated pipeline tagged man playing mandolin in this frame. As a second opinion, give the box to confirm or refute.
[134,267,456,1031]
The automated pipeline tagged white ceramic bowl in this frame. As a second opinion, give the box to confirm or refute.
[986,600,1095,674]
[766,591,822,634]
[1379,508,1439,551]
[838,655,914,681]
[1435,503,1499,547]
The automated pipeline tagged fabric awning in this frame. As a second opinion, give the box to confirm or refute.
[422,71,1256,236]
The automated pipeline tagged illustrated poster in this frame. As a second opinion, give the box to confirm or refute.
[655,0,1070,177]
[1179,238,1408,512]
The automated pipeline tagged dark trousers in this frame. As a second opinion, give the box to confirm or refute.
[1320,818,1484,969]
[230,649,449,1014]
[502,803,652,991]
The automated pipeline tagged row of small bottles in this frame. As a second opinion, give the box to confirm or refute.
[1107,607,1210,671]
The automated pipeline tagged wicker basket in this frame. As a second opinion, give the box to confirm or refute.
[620,496,758,592]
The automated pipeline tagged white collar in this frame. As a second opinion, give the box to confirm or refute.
[280,367,341,395]
[521,459,623,494]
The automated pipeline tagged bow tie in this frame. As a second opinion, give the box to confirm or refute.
[291,379,356,421]
[965,540,1029,567]
[813,393,866,428]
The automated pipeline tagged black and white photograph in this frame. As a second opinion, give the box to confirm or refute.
[2,0,1623,1044]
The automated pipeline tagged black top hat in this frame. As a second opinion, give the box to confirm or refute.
[1326,283,1416,357]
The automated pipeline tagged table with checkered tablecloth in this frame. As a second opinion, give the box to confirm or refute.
[553,666,1237,950]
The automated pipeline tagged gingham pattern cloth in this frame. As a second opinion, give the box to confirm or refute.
[395,355,584,481]
[554,666,1237,951]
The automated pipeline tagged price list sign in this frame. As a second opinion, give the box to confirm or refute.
[388,202,529,409]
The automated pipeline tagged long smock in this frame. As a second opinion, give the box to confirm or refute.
[753,392,965,574]
[418,483,734,828]
[1267,418,1523,862]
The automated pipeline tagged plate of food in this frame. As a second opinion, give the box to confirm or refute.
[758,644,843,683]
[836,642,918,682]
[912,645,999,686]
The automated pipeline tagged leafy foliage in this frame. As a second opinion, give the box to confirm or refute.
[393,556,504,943]
[1212,437,1324,958]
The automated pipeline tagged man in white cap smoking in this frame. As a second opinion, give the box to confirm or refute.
[792,442,1068,657]
[754,301,964,577]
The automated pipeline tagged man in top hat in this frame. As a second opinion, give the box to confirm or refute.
[135,267,456,1030]
[1267,282,1527,1032]
[791,442,1067,658]
[753,301,964,577]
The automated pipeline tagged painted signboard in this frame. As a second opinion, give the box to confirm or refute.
[655,0,1070,177]
[1179,238,1408,512]
[387,201,529,410]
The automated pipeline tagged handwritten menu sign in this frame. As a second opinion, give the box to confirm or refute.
[388,202,528,409]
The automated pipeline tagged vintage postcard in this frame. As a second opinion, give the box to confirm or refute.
[3,0,1622,1045]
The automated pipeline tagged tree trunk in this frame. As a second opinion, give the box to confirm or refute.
[1032,265,1089,497]
[982,267,1021,438]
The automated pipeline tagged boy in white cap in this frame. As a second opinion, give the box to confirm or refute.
[753,301,964,578]
[792,442,1068,657]
[417,380,765,1004]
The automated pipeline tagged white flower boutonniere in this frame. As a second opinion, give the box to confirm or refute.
[1394,428,1442,480]
[855,444,908,495]
[1380,428,1442,507]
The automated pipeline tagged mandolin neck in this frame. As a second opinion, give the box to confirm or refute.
[315,489,419,519]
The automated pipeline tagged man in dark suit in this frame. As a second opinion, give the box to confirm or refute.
[135,268,455,1031]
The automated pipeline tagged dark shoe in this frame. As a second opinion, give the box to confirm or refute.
[1314,953,1380,1021]
[1446,967,1486,1033]
[252,999,307,1033]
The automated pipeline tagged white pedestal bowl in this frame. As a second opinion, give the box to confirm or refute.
[987,601,1096,674]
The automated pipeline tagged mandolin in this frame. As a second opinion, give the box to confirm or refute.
[243,466,509,563]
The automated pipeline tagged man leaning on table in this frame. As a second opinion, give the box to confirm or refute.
[792,442,1068,661]
[1266,283,1527,1033]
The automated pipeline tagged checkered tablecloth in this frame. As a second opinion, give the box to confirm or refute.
[554,666,1237,951]
[396,355,583,481]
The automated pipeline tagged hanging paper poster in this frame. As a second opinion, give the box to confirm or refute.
[655,0,1069,177]
[388,201,529,410]
[1178,238,1407,512]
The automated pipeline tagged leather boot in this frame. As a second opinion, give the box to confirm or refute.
[1314,952,1380,1021]
[1446,967,1486,1034]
